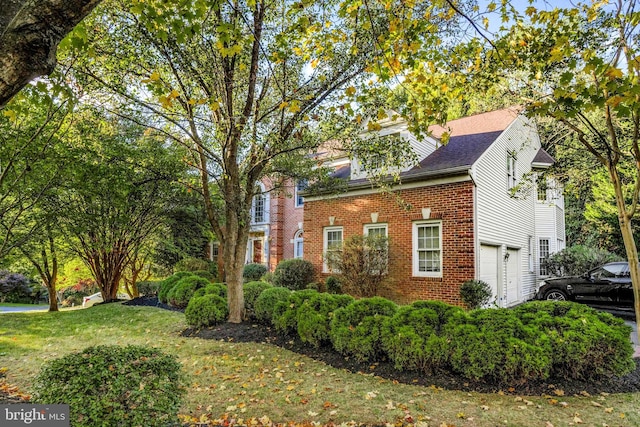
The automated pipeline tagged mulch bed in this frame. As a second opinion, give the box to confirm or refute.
[126,296,640,396]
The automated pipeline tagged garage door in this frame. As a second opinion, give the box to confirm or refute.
[480,244,500,306]
[506,248,520,306]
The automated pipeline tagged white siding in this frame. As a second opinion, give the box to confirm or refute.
[474,116,540,305]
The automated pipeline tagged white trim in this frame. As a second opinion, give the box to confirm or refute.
[294,230,304,259]
[412,220,443,278]
[305,174,472,202]
[323,226,343,273]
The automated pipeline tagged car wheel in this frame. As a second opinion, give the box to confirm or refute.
[544,289,568,301]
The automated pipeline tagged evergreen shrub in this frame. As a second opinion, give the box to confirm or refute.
[297,293,354,347]
[273,259,316,290]
[33,345,184,427]
[272,289,318,334]
[330,296,397,362]
[185,294,228,328]
[253,287,291,324]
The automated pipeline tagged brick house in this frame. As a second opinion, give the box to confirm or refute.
[303,108,565,307]
[209,178,306,272]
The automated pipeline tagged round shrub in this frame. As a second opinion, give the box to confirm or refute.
[136,280,161,297]
[243,281,272,314]
[243,263,267,282]
[459,279,492,309]
[185,294,229,328]
[330,296,397,362]
[254,287,291,324]
[169,276,211,308]
[33,345,184,427]
[297,293,354,347]
[158,272,192,303]
[446,309,551,384]
[381,300,463,373]
[273,259,316,290]
[193,282,227,299]
[272,289,319,334]
[513,301,635,380]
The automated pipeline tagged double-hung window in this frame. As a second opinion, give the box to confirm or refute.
[323,226,343,272]
[539,238,550,276]
[295,180,307,208]
[413,221,442,277]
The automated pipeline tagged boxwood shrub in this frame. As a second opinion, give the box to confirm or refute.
[330,296,397,362]
[272,289,319,334]
[33,345,184,427]
[136,280,161,297]
[253,286,291,324]
[512,301,635,380]
[243,263,267,282]
[446,309,552,384]
[381,300,462,373]
[297,293,354,347]
[193,283,228,299]
[243,281,272,314]
[273,259,316,290]
[185,294,229,328]
[169,276,211,308]
[158,272,193,303]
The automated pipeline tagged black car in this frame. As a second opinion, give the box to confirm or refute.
[535,262,634,306]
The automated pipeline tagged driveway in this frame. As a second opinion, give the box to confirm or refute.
[0,305,47,313]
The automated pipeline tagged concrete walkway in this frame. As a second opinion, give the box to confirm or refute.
[626,320,640,358]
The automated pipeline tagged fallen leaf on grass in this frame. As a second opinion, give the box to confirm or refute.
[604,407,613,413]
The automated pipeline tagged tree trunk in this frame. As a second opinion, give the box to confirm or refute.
[610,167,640,344]
[0,0,102,108]
[46,280,58,312]
[224,211,249,323]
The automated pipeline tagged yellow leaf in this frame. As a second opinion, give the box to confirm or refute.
[606,68,623,79]
[279,101,289,110]
[345,86,356,96]
[3,110,17,122]
[288,100,301,114]
[311,59,319,69]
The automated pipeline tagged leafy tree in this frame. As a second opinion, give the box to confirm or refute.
[57,109,185,301]
[65,0,471,322]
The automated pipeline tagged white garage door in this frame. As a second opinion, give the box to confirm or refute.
[480,244,500,306]
[506,248,520,306]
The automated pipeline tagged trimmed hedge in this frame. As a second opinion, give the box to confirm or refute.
[137,280,161,297]
[243,281,272,314]
[512,301,635,380]
[253,287,291,324]
[330,296,398,362]
[273,259,316,290]
[33,345,184,427]
[158,272,192,303]
[193,283,227,299]
[381,300,462,373]
[446,309,552,384]
[185,294,228,328]
[272,289,319,334]
[243,263,267,282]
[169,276,211,308]
[297,293,354,347]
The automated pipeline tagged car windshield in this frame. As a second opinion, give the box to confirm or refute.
[590,264,628,279]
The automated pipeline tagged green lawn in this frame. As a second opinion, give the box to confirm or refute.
[1,303,638,426]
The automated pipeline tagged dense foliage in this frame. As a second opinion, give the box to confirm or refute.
[243,281,272,314]
[185,294,228,328]
[272,259,316,291]
[243,263,268,283]
[253,287,291,324]
[168,275,211,308]
[296,293,354,347]
[542,245,621,277]
[459,280,493,309]
[33,345,184,427]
